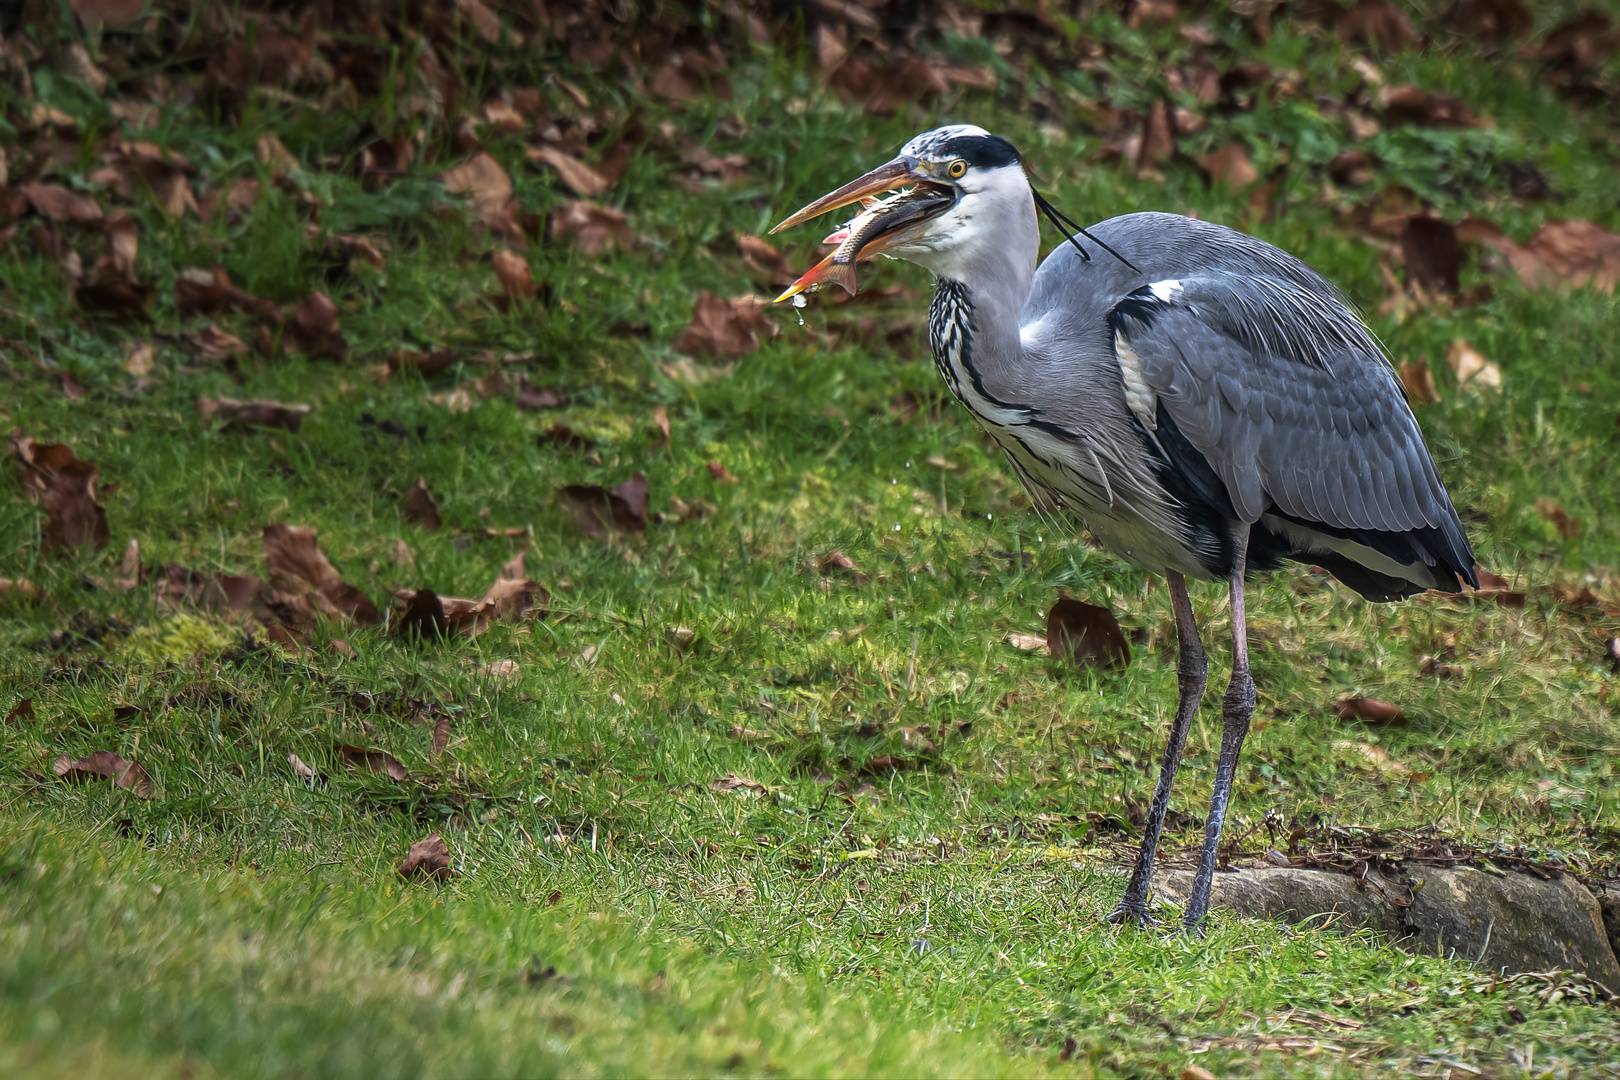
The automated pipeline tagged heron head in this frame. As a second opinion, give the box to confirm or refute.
[770,124,1031,301]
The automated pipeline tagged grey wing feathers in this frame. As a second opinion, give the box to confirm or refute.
[1111,273,1460,537]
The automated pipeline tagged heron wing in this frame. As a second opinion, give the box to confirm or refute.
[1108,274,1463,541]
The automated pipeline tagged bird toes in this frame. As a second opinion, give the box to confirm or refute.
[1105,903,1163,929]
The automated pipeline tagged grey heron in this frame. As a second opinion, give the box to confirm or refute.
[770,125,1477,932]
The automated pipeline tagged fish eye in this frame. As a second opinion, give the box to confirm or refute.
[947,159,967,179]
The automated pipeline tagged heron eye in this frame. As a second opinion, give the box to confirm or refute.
[947,159,967,179]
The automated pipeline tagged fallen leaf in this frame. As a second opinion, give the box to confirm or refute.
[5,698,36,723]
[1046,597,1131,669]
[430,711,451,759]
[1333,696,1406,724]
[1135,101,1174,179]
[1471,566,1526,606]
[1442,0,1532,43]
[526,145,611,197]
[709,772,767,794]
[1400,217,1460,294]
[1005,632,1049,653]
[263,524,380,627]
[59,372,85,401]
[328,638,355,659]
[737,234,794,286]
[443,151,514,226]
[173,264,279,320]
[282,291,347,360]
[1198,143,1258,188]
[122,341,155,376]
[1333,740,1409,773]
[515,380,566,410]
[191,325,250,362]
[20,182,103,224]
[676,292,775,359]
[288,752,316,779]
[818,550,869,585]
[1399,357,1440,403]
[562,473,649,537]
[1419,654,1464,679]
[1336,0,1416,52]
[397,834,453,881]
[1184,1063,1219,1080]
[542,424,594,452]
[88,141,198,217]
[491,250,536,300]
[1535,497,1581,539]
[403,476,442,531]
[197,396,311,432]
[1380,85,1480,128]
[666,625,697,650]
[479,659,521,679]
[71,0,146,30]
[0,578,43,605]
[335,744,408,781]
[550,199,629,255]
[53,750,154,797]
[706,460,738,483]
[1536,11,1620,88]
[8,431,110,552]
[1446,339,1502,391]
[394,556,547,641]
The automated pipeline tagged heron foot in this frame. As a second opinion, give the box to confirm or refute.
[1105,902,1162,928]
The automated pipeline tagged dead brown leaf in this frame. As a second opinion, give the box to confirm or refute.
[336,744,408,781]
[550,199,629,255]
[526,145,611,198]
[431,711,451,759]
[515,380,566,410]
[196,396,311,432]
[397,834,453,882]
[20,183,103,225]
[288,752,316,779]
[1471,566,1526,606]
[403,476,442,531]
[1046,597,1131,669]
[394,554,547,641]
[444,151,513,226]
[1005,632,1048,653]
[1333,740,1409,773]
[0,578,44,605]
[191,325,250,362]
[5,698,37,723]
[1380,85,1480,129]
[1399,217,1460,294]
[282,291,347,360]
[71,0,145,30]
[1535,496,1581,539]
[1336,0,1416,52]
[562,473,649,538]
[710,772,767,794]
[1333,696,1406,724]
[53,750,154,797]
[88,141,198,218]
[1420,654,1464,679]
[263,524,379,627]
[173,265,279,321]
[122,341,155,377]
[676,292,775,359]
[1398,357,1441,403]
[1446,339,1502,391]
[1198,143,1258,188]
[738,234,794,286]
[491,250,536,300]
[1441,0,1532,43]
[817,550,869,586]
[8,431,110,552]
[706,460,738,483]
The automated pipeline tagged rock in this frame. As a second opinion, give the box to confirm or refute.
[1592,883,1620,969]
[1155,865,1620,985]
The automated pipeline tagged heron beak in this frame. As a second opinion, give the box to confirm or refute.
[769,158,921,236]
[770,157,950,303]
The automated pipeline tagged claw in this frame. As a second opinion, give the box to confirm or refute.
[1105,903,1163,928]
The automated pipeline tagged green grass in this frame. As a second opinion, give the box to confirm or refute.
[3,1,1620,1075]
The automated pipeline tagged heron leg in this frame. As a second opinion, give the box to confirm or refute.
[1107,571,1206,928]
[1183,526,1257,935]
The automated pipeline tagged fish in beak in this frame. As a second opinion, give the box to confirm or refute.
[769,158,955,303]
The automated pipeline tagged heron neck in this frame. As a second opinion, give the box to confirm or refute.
[929,244,1036,401]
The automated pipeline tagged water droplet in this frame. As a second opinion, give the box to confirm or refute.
[893,524,900,531]
[904,460,911,468]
